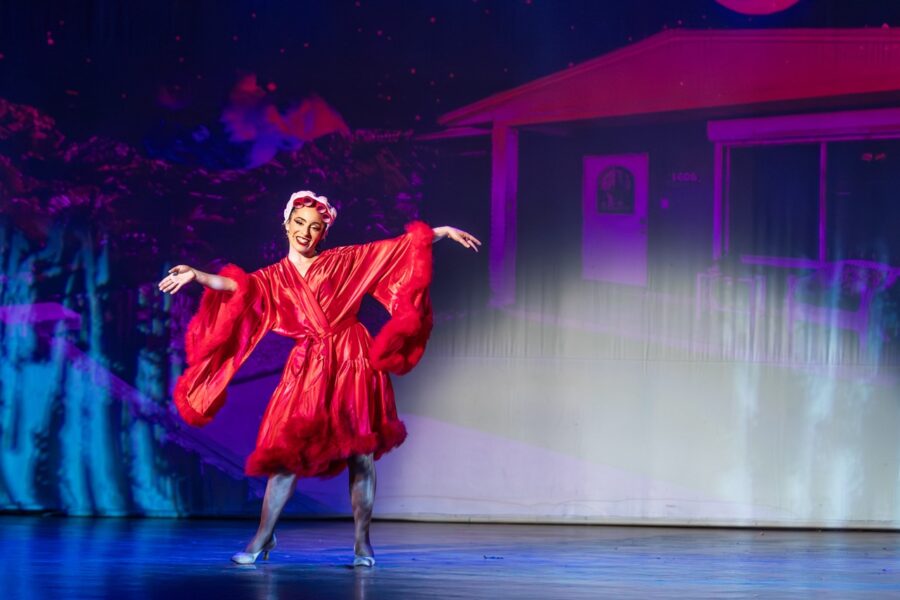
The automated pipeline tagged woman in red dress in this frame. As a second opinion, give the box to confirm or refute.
[158,191,479,566]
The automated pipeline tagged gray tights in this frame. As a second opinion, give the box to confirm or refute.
[245,453,377,558]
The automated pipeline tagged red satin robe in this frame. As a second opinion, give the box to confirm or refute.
[174,221,433,479]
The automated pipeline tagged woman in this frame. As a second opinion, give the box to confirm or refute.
[158,190,479,567]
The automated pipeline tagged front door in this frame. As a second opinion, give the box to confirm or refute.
[582,153,649,286]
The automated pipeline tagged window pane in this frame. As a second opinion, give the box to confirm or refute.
[827,140,900,264]
[728,144,819,259]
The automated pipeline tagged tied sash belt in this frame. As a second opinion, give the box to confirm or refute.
[289,318,360,398]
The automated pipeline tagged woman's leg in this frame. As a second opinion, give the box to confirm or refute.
[245,472,297,552]
[348,454,377,558]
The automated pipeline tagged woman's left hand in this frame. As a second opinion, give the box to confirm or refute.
[433,226,482,252]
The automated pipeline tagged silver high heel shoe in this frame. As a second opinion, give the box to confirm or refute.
[352,555,375,568]
[231,534,277,565]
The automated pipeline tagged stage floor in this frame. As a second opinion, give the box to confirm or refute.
[2,516,899,599]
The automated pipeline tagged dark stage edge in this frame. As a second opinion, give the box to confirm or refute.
[2,516,900,599]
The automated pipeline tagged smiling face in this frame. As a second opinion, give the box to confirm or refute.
[285,205,326,256]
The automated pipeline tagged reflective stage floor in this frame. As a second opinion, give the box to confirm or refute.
[2,516,899,599]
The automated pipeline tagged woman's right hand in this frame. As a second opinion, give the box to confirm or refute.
[158,265,196,295]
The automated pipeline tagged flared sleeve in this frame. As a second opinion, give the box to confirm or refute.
[354,221,434,375]
[173,264,274,426]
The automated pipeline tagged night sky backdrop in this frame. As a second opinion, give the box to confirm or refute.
[4,0,900,147]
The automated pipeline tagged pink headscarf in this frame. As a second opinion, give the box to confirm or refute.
[282,190,338,231]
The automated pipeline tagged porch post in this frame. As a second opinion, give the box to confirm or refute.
[712,142,724,261]
[489,124,518,307]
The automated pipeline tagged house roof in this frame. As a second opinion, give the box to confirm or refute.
[438,28,900,129]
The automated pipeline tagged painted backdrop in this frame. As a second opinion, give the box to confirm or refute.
[1,0,899,528]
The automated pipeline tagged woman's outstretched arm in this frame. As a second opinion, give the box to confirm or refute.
[431,226,482,252]
[158,264,238,294]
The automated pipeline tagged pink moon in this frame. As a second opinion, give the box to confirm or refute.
[715,0,802,15]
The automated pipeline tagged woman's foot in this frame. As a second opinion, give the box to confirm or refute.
[231,533,277,565]
[353,540,375,567]
[352,555,375,568]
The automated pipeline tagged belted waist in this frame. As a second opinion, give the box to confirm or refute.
[290,318,359,374]
[294,318,359,345]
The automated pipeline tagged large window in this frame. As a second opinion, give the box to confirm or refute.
[710,108,900,266]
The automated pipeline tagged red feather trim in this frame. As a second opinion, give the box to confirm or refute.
[369,221,434,374]
[245,415,408,479]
